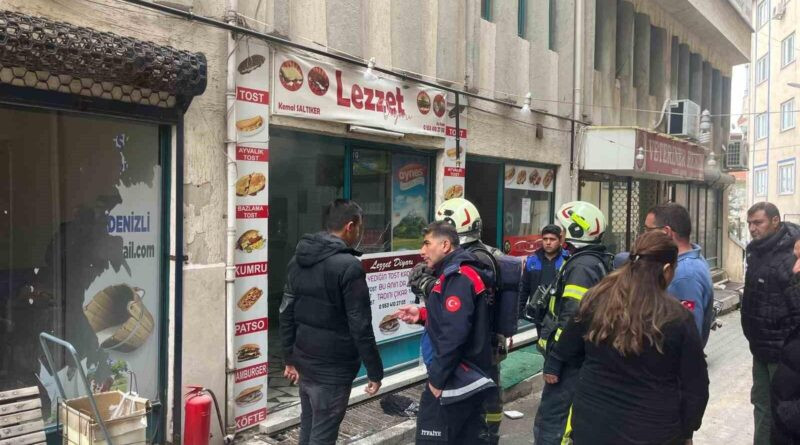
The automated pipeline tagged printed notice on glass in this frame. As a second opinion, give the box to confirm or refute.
[361,252,425,343]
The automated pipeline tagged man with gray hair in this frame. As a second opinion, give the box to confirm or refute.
[743,202,800,445]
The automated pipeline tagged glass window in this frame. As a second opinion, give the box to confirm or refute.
[481,0,492,21]
[779,161,796,195]
[756,54,769,84]
[0,105,164,420]
[781,98,796,131]
[756,112,769,140]
[518,0,527,38]
[465,160,500,247]
[350,148,431,253]
[502,165,555,256]
[757,0,769,28]
[755,167,768,197]
[782,32,796,67]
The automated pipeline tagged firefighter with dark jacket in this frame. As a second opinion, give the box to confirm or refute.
[534,201,611,445]
[396,221,496,444]
[407,198,506,444]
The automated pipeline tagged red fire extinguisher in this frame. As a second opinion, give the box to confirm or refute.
[184,386,230,445]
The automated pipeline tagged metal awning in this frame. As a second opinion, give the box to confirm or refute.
[0,10,207,110]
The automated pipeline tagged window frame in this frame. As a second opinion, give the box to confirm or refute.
[757,0,769,29]
[756,112,769,140]
[481,0,493,21]
[778,159,796,195]
[781,98,796,131]
[782,32,796,68]
[518,0,527,38]
[756,54,769,84]
[754,166,768,197]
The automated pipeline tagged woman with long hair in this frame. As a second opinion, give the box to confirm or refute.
[545,231,709,444]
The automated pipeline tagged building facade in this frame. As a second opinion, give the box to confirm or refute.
[746,0,800,223]
[0,0,750,444]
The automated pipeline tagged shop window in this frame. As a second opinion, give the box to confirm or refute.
[706,190,720,267]
[502,165,556,256]
[0,105,165,420]
[350,148,432,253]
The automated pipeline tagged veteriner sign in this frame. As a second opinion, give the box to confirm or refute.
[273,49,448,137]
[635,129,705,181]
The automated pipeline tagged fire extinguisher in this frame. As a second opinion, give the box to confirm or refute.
[184,386,231,445]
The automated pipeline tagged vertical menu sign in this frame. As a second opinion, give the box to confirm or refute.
[443,93,467,201]
[233,37,270,431]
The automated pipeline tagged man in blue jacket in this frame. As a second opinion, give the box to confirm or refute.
[395,221,495,444]
[644,203,714,345]
[519,224,569,315]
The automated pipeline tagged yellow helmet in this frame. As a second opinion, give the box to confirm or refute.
[435,198,482,244]
[556,201,606,245]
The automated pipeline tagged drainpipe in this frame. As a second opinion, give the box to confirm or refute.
[225,0,238,438]
[571,0,584,199]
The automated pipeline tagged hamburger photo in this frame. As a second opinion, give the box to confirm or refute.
[237,230,265,253]
[417,92,431,115]
[279,60,304,91]
[379,314,400,335]
[235,385,264,407]
[237,344,261,362]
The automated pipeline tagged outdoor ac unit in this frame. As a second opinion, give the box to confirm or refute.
[724,140,749,171]
[774,0,787,19]
[667,99,701,140]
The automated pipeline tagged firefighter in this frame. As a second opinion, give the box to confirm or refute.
[533,201,611,445]
[407,198,507,445]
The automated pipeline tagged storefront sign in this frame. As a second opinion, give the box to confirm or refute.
[233,37,270,431]
[392,157,430,251]
[272,50,447,137]
[502,235,542,256]
[635,130,705,181]
[503,165,555,192]
[442,94,467,201]
[361,252,425,342]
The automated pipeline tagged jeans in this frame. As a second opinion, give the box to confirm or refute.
[534,365,579,445]
[416,384,489,444]
[752,358,779,445]
[298,379,351,445]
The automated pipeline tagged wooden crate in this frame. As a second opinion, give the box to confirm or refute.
[59,391,149,445]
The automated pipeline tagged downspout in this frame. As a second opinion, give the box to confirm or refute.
[571,0,584,200]
[224,0,238,438]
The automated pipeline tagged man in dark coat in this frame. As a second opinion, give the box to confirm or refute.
[280,199,383,445]
[743,202,800,445]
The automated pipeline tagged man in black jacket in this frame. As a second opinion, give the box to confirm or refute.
[280,199,383,445]
[743,202,800,445]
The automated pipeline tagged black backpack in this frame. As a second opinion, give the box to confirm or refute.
[469,246,523,338]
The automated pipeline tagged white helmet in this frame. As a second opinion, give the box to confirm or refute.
[435,198,482,244]
[556,201,606,245]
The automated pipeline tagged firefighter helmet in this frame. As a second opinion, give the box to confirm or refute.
[435,198,482,244]
[556,201,606,245]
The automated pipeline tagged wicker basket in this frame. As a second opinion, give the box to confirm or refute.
[84,285,154,353]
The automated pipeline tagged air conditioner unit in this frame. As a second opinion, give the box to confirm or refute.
[774,0,787,19]
[724,140,749,171]
[667,99,701,140]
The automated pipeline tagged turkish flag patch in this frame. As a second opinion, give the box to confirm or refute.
[445,296,462,312]
[681,300,696,311]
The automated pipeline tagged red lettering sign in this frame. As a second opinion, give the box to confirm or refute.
[444,167,465,178]
[235,362,269,383]
[236,146,269,162]
[236,205,269,219]
[235,317,269,336]
[362,254,423,273]
[636,130,704,180]
[236,261,268,278]
[336,70,405,116]
[445,127,468,139]
[237,86,270,105]
[236,408,267,430]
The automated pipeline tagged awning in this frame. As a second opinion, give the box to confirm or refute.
[0,10,207,109]
[580,126,708,182]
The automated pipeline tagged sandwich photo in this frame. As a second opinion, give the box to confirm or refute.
[504,167,516,182]
[417,92,431,115]
[279,60,304,91]
[529,169,540,185]
[542,170,554,188]
[235,172,266,197]
[445,148,458,159]
[237,344,261,362]
[237,287,263,311]
[236,115,264,135]
[444,184,463,200]
[237,230,265,253]
[379,314,400,335]
[237,54,266,75]
[516,169,527,184]
[235,385,264,407]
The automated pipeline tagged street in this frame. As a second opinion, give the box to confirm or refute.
[496,310,754,444]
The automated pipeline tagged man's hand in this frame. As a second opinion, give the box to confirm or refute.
[543,373,559,385]
[365,380,382,395]
[394,305,420,324]
[283,365,300,384]
[428,382,442,398]
[408,263,437,297]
